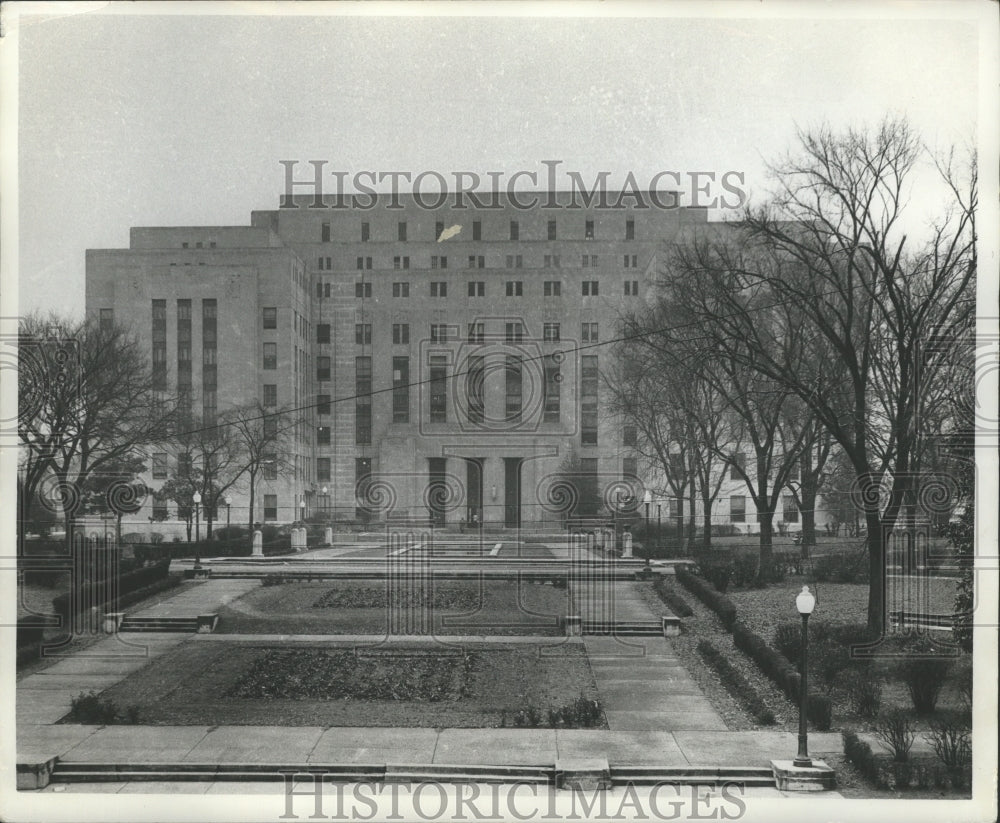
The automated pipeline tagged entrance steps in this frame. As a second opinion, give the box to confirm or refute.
[581,620,665,636]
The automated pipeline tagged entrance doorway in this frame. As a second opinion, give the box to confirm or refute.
[465,458,484,526]
[504,457,522,528]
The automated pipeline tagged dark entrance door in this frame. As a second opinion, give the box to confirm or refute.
[504,457,521,528]
[465,458,483,526]
[428,457,447,526]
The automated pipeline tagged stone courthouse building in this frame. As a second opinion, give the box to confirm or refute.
[86,189,737,530]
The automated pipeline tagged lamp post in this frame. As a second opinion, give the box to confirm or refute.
[224,495,232,547]
[643,490,652,561]
[657,503,662,550]
[795,585,816,767]
[192,491,202,569]
[300,498,306,523]
[321,486,329,522]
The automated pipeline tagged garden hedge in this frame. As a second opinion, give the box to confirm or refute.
[732,619,832,730]
[675,566,738,629]
[51,560,171,622]
[697,639,776,725]
[651,577,694,618]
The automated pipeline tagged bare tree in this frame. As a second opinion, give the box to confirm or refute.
[17,314,175,547]
[663,118,976,631]
[227,403,296,532]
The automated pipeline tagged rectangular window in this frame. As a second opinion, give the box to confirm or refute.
[324,282,331,298]
[467,322,485,344]
[505,255,523,269]
[543,281,561,297]
[152,495,169,521]
[321,222,331,242]
[472,221,482,241]
[585,219,595,239]
[317,458,331,481]
[582,280,599,296]
[355,458,373,520]
[468,281,485,297]
[398,221,407,241]
[729,453,746,480]
[624,254,639,268]
[393,356,410,423]
[505,281,523,297]
[431,255,448,269]
[99,308,114,329]
[263,342,277,370]
[317,426,332,446]
[468,255,485,269]
[579,458,599,515]
[429,356,448,423]
[543,323,560,342]
[624,280,639,296]
[548,220,557,240]
[392,323,410,345]
[581,355,599,445]
[316,323,331,344]
[505,322,523,344]
[317,394,331,415]
[626,219,635,240]
[467,355,484,423]
[581,322,599,343]
[623,457,638,478]
[623,425,637,446]
[357,256,373,270]
[430,324,449,344]
[152,452,168,480]
[430,281,447,298]
[316,355,331,380]
[361,222,370,242]
[435,221,444,240]
[393,256,410,270]
[152,300,166,390]
[730,495,746,524]
[543,355,560,423]
[355,282,372,298]
[263,454,277,480]
[505,355,523,422]
[392,282,409,298]
[263,417,277,438]
[355,323,372,345]
[783,494,799,523]
[263,384,277,407]
[355,356,372,444]
[264,494,278,521]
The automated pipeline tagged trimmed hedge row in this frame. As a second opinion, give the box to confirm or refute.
[51,560,171,622]
[697,639,776,725]
[732,619,832,730]
[651,577,694,617]
[843,730,879,782]
[675,566,737,628]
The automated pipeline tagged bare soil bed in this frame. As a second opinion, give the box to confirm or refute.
[215,580,569,636]
[73,640,604,727]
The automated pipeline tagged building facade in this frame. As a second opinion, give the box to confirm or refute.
[88,191,821,531]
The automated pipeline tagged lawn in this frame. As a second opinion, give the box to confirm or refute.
[71,640,604,728]
[214,579,569,635]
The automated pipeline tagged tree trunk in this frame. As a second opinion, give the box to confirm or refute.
[702,489,712,549]
[800,472,818,559]
[757,508,774,584]
[687,485,696,541]
[248,471,257,532]
[866,508,886,636]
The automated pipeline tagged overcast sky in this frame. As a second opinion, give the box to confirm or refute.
[12,3,987,317]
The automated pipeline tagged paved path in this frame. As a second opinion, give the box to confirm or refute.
[128,578,259,618]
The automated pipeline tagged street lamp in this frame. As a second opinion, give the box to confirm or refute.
[192,491,202,569]
[794,585,817,767]
[643,490,652,560]
[321,486,329,522]
[300,498,306,522]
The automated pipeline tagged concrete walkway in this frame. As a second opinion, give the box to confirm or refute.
[128,578,259,618]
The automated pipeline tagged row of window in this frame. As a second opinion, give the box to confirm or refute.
[319,253,642,272]
[322,218,639,244]
[344,279,640,300]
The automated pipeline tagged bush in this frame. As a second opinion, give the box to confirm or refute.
[928,718,971,773]
[731,554,759,589]
[697,640,776,725]
[842,666,883,717]
[511,695,603,728]
[897,649,954,715]
[700,561,733,593]
[814,551,869,583]
[676,567,737,629]
[651,578,693,617]
[213,526,249,542]
[51,560,170,622]
[843,731,880,783]
[874,709,916,762]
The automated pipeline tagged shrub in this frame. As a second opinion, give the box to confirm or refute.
[842,667,883,717]
[214,526,249,542]
[730,554,759,589]
[51,560,170,622]
[676,567,737,629]
[874,709,916,762]
[698,560,733,593]
[928,719,971,773]
[69,691,118,725]
[511,697,602,729]
[813,639,854,689]
[897,650,954,715]
[813,551,869,583]
[843,731,880,783]
[774,622,804,663]
[697,640,776,725]
[149,532,164,544]
[651,578,693,617]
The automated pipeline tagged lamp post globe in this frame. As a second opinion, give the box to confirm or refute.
[192,491,203,568]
